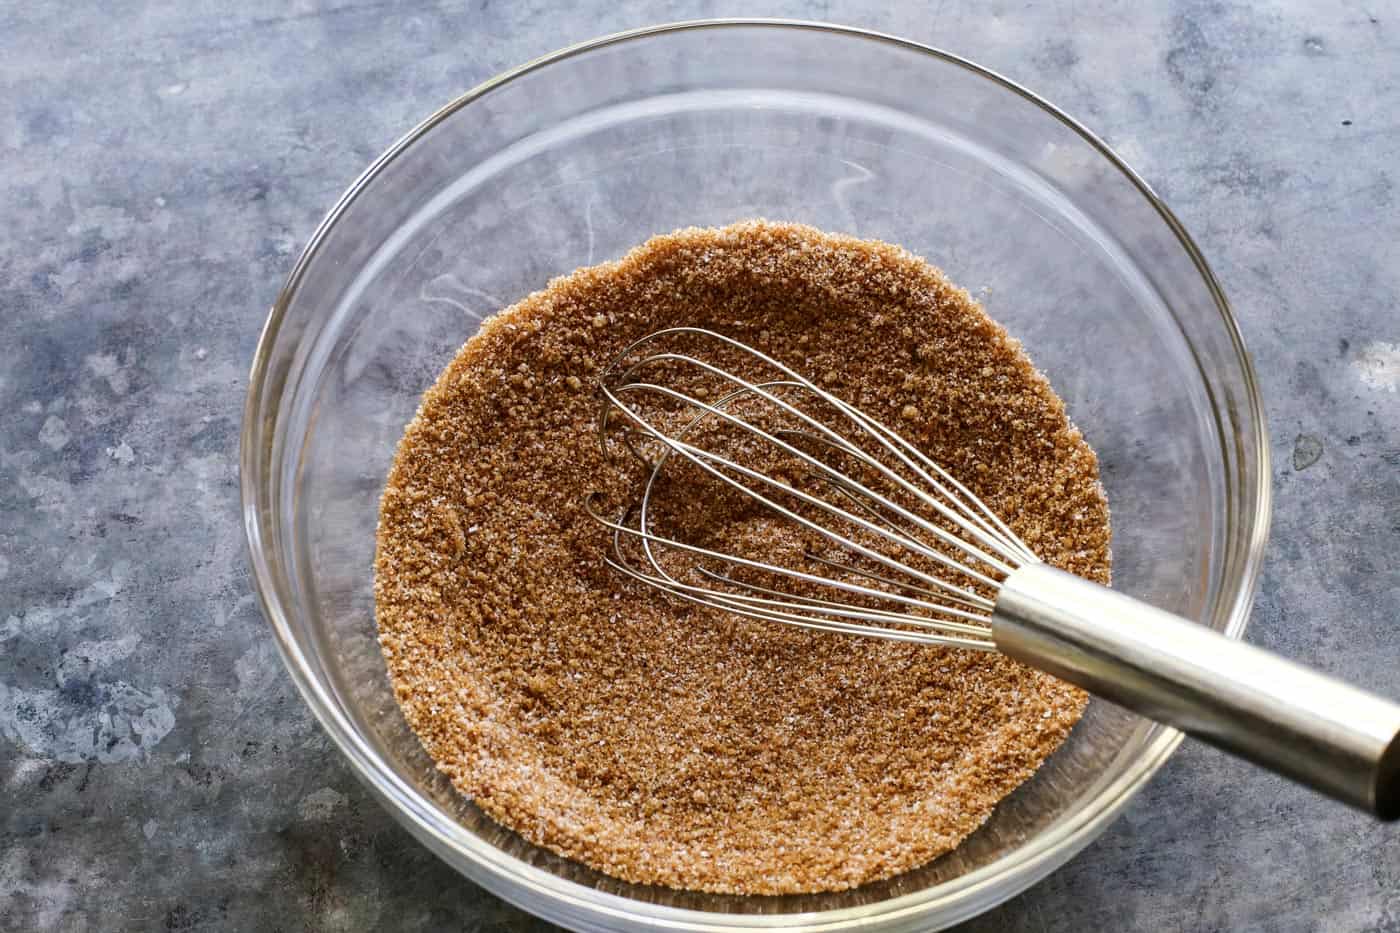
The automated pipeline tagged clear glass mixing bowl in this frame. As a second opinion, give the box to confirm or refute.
[241,20,1270,931]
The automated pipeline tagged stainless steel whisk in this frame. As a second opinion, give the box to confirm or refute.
[587,327,1400,819]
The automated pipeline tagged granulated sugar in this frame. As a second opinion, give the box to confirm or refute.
[374,221,1111,895]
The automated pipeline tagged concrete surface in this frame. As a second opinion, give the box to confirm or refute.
[2,1,1398,930]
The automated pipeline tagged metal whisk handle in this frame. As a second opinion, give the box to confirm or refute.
[994,563,1400,819]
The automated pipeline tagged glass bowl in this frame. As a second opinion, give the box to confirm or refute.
[241,20,1270,932]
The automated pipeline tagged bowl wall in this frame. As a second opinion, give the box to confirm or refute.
[242,21,1269,932]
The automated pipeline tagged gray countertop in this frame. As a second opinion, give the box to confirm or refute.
[3,2,1398,930]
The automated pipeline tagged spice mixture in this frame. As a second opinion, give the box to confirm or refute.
[374,221,1111,895]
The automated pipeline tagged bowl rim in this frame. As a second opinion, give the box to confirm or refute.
[240,17,1272,930]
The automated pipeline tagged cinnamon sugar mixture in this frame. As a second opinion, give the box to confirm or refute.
[374,221,1111,895]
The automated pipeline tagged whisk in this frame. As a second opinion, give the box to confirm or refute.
[586,327,1400,819]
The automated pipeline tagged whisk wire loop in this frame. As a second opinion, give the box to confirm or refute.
[587,328,1048,649]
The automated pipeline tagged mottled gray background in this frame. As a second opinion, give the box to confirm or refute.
[3,1,1399,930]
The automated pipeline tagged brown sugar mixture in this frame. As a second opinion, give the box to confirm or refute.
[374,221,1111,895]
